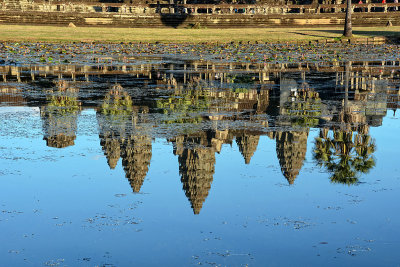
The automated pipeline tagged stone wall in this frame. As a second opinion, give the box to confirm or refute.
[1,11,400,27]
[1,0,400,27]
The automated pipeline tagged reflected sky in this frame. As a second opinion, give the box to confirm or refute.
[0,59,399,266]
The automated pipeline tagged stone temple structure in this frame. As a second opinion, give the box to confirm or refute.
[1,0,400,28]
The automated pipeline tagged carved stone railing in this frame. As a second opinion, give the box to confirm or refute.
[1,0,400,15]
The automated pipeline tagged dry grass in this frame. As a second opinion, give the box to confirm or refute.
[1,25,400,43]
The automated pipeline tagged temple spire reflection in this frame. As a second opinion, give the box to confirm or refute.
[41,80,80,148]
[101,138,121,169]
[236,132,260,164]
[97,84,152,192]
[97,84,133,169]
[121,122,152,193]
[123,104,152,193]
[275,130,309,185]
[171,133,216,215]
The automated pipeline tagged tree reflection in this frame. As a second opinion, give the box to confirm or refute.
[313,128,376,185]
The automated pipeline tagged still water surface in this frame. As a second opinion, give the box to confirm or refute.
[0,56,400,266]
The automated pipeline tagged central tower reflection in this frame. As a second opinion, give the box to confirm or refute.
[97,84,153,193]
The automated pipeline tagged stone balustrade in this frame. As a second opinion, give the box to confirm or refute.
[1,0,400,14]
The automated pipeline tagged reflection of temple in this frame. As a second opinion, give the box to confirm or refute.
[387,89,400,117]
[1,61,400,208]
[0,86,26,106]
[274,131,309,185]
[97,84,153,193]
[101,137,121,169]
[97,84,132,168]
[178,146,215,215]
[265,78,315,184]
[171,133,217,215]
[235,131,260,164]
[170,128,236,214]
[171,128,265,213]
[40,80,80,148]
[122,133,152,193]
[121,107,152,193]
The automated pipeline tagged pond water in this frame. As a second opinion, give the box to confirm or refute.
[1,45,400,266]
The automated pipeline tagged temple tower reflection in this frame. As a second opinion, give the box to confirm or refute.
[41,80,80,148]
[121,108,152,193]
[275,130,309,185]
[171,133,217,215]
[235,132,260,165]
[97,84,152,193]
[269,77,319,184]
[97,84,132,169]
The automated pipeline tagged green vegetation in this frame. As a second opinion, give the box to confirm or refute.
[156,89,210,124]
[227,74,255,84]
[101,85,134,115]
[284,90,322,128]
[1,25,400,43]
[232,88,250,94]
[45,82,80,114]
[47,94,80,114]
[227,74,255,94]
